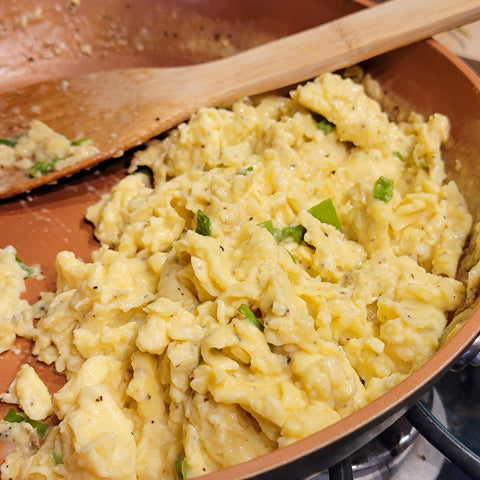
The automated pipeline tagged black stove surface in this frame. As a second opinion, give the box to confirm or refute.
[436,366,480,479]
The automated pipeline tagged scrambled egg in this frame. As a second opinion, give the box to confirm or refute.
[0,246,35,353]
[0,365,53,421]
[0,120,97,177]
[0,72,477,479]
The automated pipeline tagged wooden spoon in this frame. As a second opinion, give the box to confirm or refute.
[0,0,479,199]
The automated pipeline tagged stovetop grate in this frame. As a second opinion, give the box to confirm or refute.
[328,394,480,480]
[405,400,480,480]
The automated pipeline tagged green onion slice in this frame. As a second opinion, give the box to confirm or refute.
[27,158,61,177]
[174,454,189,479]
[238,304,264,332]
[285,249,297,263]
[195,209,212,236]
[281,225,306,244]
[258,220,282,243]
[4,408,49,437]
[393,151,403,161]
[15,255,34,277]
[52,450,63,465]
[259,220,306,244]
[128,165,154,186]
[308,198,342,232]
[373,176,394,202]
[70,137,93,146]
[239,165,254,175]
[316,116,335,134]
[455,26,470,38]
[0,134,22,148]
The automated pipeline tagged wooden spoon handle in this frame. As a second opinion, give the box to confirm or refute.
[196,0,480,105]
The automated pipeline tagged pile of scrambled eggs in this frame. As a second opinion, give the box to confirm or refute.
[0,72,477,479]
[0,120,97,177]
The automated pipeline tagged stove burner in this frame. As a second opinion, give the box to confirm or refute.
[306,390,445,480]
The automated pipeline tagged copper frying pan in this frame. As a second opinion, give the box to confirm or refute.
[0,0,479,477]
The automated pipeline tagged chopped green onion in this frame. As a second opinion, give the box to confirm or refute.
[308,198,342,232]
[52,450,63,465]
[174,454,189,479]
[239,165,254,175]
[4,408,49,437]
[238,304,264,332]
[195,209,211,236]
[285,249,297,263]
[15,255,34,277]
[27,158,61,177]
[455,26,470,38]
[258,220,282,243]
[70,137,93,146]
[259,220,306,244]
[373,176,394,202]
[128,165,154,184]
[393,151,403,161]
[316,116,335,134]
[0,134,22,148]
[281,225,306,244]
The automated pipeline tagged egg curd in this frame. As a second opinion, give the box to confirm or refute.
[0,72,477,480]
[0,246,37,354]
[0,120,97,177]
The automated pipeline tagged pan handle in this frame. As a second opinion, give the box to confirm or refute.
[450,335,480,372]
[328,459,353,480]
